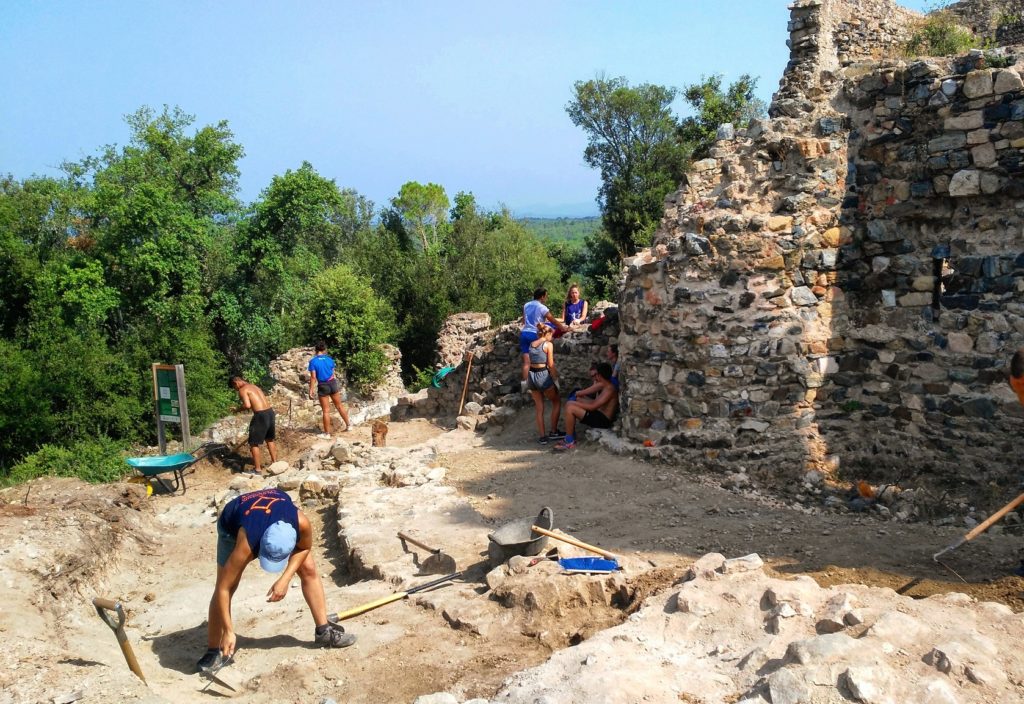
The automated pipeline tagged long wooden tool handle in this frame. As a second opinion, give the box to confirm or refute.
[397,531,439,554]
[531,525,617,560]
[457,353,474,417]
[964,490,1024,541]
[333,592,408,621]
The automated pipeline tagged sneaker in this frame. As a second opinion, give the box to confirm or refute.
[537,435,549,445]
[547,429,566,439]
[315,622,356,648]
[196,649,224,674]
[553,440,576,452]
[317,432,331,439]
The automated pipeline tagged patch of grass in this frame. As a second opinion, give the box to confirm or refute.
[904,11,980,57]
[5,437,128,486]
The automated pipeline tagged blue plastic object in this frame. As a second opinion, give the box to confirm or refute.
[431,365,458,388]
[559,557,619,573]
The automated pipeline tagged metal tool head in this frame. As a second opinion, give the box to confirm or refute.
[397,531,457,575]
[199,653,237,693]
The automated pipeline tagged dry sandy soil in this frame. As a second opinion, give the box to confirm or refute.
[1,411,1022,704]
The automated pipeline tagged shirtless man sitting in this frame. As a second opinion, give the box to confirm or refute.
[230,376,277,474]
[553,362,618,451]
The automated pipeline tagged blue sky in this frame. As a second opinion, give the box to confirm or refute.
[1,1,931,217]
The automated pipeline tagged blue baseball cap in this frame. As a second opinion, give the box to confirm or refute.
[259,521,297,572]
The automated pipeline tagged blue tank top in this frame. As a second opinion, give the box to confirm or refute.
[308,354,335,383]
[219,488,299,553]
[565,299,586,323]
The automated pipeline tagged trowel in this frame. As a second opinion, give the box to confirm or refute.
[397,531,458,574]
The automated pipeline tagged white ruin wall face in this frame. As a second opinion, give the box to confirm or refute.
[617,0,1024,500]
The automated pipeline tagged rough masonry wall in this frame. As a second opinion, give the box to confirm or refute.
[616,0,1024,507]
[393,309,620,429]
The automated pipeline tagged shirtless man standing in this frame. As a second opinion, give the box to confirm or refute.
[230,376,277,474]
[553,362,618,451]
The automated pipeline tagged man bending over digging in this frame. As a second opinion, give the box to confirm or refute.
[553,362,618,451]
[230,375,278,475]
[198,487,355,673]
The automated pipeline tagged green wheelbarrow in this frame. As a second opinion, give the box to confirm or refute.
[125,442,227,495]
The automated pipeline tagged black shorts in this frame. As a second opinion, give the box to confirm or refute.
[249,409,276,446]
[317,378,340,397]
[581,410,613,429]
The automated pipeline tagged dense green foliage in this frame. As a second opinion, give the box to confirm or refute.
[566,74,766,297]
[905,11,980,56]
[0,107,563,481]
[520,216,600,242]
[4,73,757,480]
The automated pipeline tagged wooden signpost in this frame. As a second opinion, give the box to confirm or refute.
[151,363,191,453]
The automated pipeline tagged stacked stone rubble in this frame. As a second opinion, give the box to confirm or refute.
[393,307,620,427]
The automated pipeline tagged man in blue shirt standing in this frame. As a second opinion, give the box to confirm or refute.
[308,341,351,437]
[198,488,355,673]
[519,289,567,390]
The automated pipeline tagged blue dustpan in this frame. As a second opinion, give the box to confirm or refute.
[559,557,619,574]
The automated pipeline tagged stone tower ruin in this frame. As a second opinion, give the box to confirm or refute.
[617,0,1024,505]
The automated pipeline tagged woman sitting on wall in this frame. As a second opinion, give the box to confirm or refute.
[526,323,563,444]
[555,283,588,338]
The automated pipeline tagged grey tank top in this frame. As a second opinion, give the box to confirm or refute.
[528,342,548,366]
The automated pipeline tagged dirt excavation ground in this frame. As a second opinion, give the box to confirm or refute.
[1,410,1023,704]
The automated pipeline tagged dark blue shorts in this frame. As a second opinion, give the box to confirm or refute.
[519,331,539,354]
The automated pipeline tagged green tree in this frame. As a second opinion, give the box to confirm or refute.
[566,76,691,256]
[678,74,766,159]
[391,181,450,251]
[305,265,396,388]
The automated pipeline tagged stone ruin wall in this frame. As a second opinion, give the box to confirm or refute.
[948,0,1024,47]
[392,308,620,429]
[618,0,1024,509]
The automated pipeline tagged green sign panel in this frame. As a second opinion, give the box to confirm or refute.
[156,367,182,423]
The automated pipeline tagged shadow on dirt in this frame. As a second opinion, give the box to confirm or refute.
[148,622,308,675]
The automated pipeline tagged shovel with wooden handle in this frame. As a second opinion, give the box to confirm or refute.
[932,490,1024,561]
[331,571,465,622]
[397,531,457,574]
[530,525,619,561]
[93,597,146,684]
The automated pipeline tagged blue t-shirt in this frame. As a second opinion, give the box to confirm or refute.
[308,354,336,383]
[522,300,549,334]
[219,488,299,553]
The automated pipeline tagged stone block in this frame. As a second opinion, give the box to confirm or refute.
[994,69,1024,93]
[791,287,819,306]
[719,553,764,574]
[963,69,994,98]
[971,142,997,167]
[768,668,810,704]
[769,215,794,231]
[966,127,990,145]
[842,667,897,704]
[944,111,983,130]
[948,169,981,196]
[981,172,1002,194]
[911,275,934,292]
[898,292,931,307]
[927,132,966,152]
